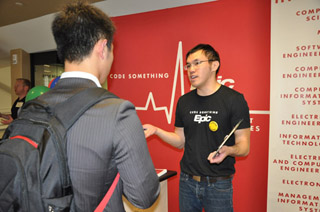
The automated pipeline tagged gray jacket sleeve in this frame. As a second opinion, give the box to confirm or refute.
[113,100,160,209]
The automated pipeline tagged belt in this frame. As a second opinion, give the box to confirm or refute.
[188,174,233,183]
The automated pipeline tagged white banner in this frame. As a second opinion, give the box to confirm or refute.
[268,0,320,212]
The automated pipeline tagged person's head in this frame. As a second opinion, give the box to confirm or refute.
[184,44,220,90]
[185,44,220,75]
[15,78,31,98]
[51,1,116,64]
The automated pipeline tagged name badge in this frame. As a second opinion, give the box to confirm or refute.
[16,102,24,108]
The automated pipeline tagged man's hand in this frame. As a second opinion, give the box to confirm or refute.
[142,125,185,149]
[142,124,157,138]
[207,145,230,164]
[0,113,10,119]
[1,115,13,125]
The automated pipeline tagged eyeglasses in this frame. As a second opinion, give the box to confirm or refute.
[184,60,214,71]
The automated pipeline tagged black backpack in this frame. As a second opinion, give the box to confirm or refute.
[0,87,117,212]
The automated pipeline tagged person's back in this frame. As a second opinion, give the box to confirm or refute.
[38,80,159,211]
[49,2,160,211]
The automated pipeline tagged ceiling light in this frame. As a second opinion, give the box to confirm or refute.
[15,2,23,6]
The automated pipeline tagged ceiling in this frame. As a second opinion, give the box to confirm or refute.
[0,0,104,68]
[0,0,215,68]
[0,0,104,27]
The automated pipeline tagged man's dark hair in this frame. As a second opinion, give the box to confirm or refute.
[16,78,31,91]
[186,44,221,75]
[52,1,116,63]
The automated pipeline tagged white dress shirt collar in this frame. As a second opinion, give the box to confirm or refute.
[60,71,101,87]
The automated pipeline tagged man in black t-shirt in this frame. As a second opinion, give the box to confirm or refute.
[0,78,30,125]
[143,44,250,212]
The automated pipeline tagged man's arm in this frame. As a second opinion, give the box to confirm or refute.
[114,102,160,209]
[207,128,250,164]
[143,124,185,149]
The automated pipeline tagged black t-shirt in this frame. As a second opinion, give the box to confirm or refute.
[11,97,26,119]
[175,85,250,177]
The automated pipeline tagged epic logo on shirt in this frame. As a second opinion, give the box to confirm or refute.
[194,114,212,124]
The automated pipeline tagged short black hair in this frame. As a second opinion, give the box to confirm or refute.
[186,44,221,75]
[52,1,116,63]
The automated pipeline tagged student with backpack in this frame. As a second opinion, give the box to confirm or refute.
[0,2,160,211]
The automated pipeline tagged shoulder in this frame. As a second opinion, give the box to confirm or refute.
[13,97,20,104]
[97,94,137,117]
[218,85,247,102]
[178,89,197,102]
[219,85,243,96]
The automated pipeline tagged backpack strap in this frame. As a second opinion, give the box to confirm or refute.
[18,87,117,131]
[54,88,120,210]
[53,87,118,130]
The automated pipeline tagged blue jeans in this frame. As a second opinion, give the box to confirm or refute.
[179,172,233,212]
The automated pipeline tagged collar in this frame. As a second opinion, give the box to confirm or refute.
[60,71,101,87]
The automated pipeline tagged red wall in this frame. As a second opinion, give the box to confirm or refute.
[109,0,270,211]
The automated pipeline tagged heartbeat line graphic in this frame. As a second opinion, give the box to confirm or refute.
[135,41,184,124]
[135,41,270,124]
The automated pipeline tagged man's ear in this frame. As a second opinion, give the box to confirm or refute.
[23,86,29,93]
[211,61,220,72]
[96,39,108,59]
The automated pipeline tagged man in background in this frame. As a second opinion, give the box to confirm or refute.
[37,2,159,211]
[0,78,30,125]
[144,44,250,212]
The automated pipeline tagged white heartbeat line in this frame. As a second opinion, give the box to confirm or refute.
[135,41,184,124]
[135,41,270,124]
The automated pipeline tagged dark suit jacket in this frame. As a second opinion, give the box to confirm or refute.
[38,78,160,212]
